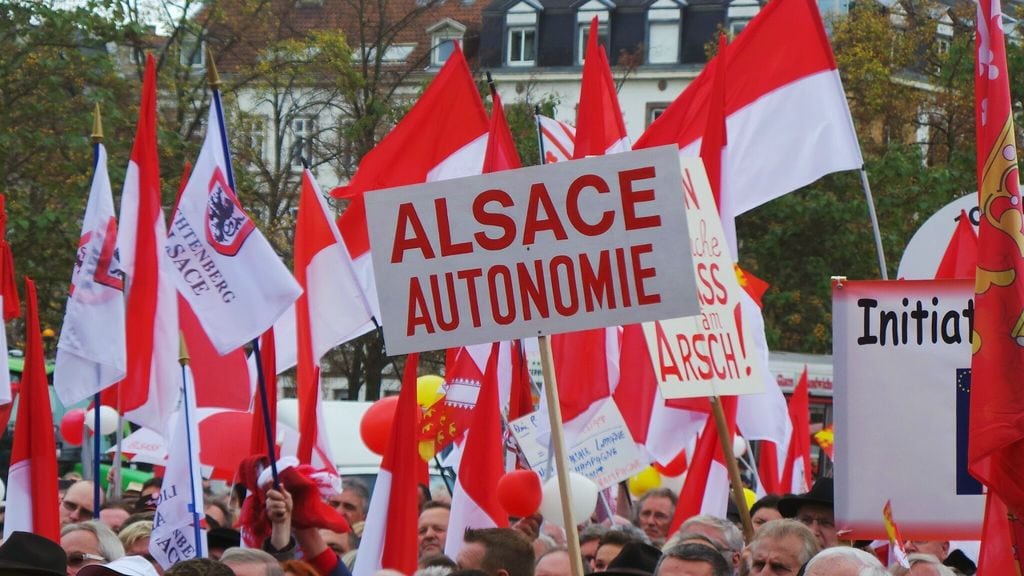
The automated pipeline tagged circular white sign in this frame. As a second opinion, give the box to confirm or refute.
[897,194,978,280]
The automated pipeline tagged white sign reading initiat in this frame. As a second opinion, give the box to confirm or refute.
[365,146,699,355]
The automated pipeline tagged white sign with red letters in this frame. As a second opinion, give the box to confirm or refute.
[365,145,699,354]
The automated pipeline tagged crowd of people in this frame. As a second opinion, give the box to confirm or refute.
[0,469,982,576]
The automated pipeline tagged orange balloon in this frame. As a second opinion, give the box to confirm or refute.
[360,396,399,456]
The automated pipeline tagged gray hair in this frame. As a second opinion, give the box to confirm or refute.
[889,553,957,576]
[118,520,153,550]
[749,519,819,566]
[633,488,678,524]
[657,543,731,576]
[61,520,125,561]
[220,547,285,576]
[342,478,371,508]
[579,524,608,544]
[607,522,651,544]
[804,547,887,576]
[677,515,744,553]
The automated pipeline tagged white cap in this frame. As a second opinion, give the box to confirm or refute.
[78,556,159,576]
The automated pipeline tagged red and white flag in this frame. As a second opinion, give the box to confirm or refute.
[3,279,60,542]
[287,169,371,466]
[669,396,737,532]
[115,54,179,435]
[169,94,301,354]
[54,143,126,406]
[484,86,522,172]
[574,17,630,158]
[635,0,862,253]
[537,115,576,164]
[354,354,422,576]
[781,367,811,493]
[970,0,1024,568]
[332,44,489,325]
[934,209,977,280]
[0,197,19,406]
[445,343,509,558]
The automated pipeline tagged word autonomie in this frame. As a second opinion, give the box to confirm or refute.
[856,297,974,346]
[367,146,698,355]
[391,171,664,336]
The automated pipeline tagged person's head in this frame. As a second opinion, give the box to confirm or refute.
[419,554,459,571]
[419,501,451,559]
[654,544,731,576]
[777,479,836,549]
[140,478,163,500]
[903,542,950,561]
[330,478,370,526]
[220,548,285,576]
[594,530,643,572]
[117,519,153,558]
[889,554,957,576]
[579,524,608,571]
[749,495,783,533]
[802,547,887,576]
[99,500,133,533]
[535,548,571,576]
[62,481,101,526]
[61,521,125,575]
[634,489,677,546]
[204,499,232,529]
[457,528,535,576]
[164,558,236,576]
[675,515,743,571]
[77,556,159,576]
[279,560,319,576]
[0,531,68,576]
[746,519,819,576]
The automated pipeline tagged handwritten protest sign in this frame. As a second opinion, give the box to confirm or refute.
[365,146,699,355]
[641,158,766,398]
[509,399,646,488]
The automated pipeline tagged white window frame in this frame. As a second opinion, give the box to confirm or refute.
[179,35,206,69]
[428,19,467,67]
[290,117,316,169]
[239,116,266,163]
[578,20,609,65]
[508,26,537,66]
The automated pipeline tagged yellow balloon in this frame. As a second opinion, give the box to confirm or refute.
[627,466,662,498]
[743,487,757,510]
[416,375,445,408]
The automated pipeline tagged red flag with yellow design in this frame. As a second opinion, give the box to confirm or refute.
[971,0,1024,570]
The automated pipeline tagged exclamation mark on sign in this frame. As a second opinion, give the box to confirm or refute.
[733,302,752,376]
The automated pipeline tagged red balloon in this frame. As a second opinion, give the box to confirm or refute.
[497,470,542,518]
[360,396,400,456]
[60,409,86,447]
[654,449,688,477]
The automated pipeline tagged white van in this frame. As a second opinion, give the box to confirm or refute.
[276,398,450,498]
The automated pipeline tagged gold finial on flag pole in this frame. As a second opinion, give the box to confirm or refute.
[91,103,103,143]
[179,332,190,366]
[206,47,221,89]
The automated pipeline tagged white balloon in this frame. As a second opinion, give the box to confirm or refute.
[84,406,119,435]
[733,436,747,458]
[539,473,599,527]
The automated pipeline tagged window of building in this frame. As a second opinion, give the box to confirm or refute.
[291,117,316,168]
[578,21,609,64]
[648,21,679,64]
[508,27,537,65]
[428,19,467,66]
[179,34,205,69]
[726,0,759,39]
[646,103,669,127]
[238,116,266,162]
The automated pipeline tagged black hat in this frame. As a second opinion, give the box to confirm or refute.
[207,527,241,551]
[777,477,834,518]
[0,531,67,576]
[943,549,977,575]
[603,542,662,576]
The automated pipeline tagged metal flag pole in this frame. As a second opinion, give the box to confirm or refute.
[178,336,203,558]
[90,104,104,516]
[206,48,280,487]
[534,105,546,165]
[859,168,888,279]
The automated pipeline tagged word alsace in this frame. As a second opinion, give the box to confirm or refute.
[367,146,696,354]
[392,170,664,336]
[166,209,237,303]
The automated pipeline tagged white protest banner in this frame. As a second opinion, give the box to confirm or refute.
[364,145,699,355]
[641,159,766,398]
[509,398,646,489]
[833,279,982,540]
